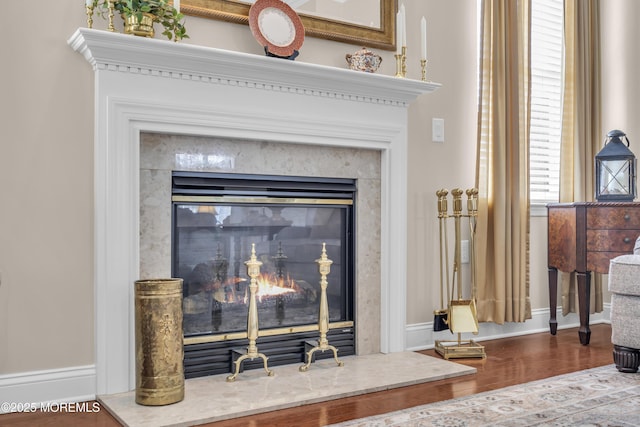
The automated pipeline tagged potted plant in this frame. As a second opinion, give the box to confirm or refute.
[93,0,188,41]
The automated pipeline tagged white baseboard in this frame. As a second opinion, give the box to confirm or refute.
[0,365,96,414]
[406,305,611,351]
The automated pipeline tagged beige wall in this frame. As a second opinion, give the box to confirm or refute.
[1,0,634,375]
[1,2,95,373]
[405,1,478,324]
[600,0,640,140]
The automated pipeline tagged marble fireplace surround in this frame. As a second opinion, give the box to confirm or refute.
[69,28,439,396]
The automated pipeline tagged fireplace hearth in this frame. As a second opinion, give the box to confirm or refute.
[171,172,356,378]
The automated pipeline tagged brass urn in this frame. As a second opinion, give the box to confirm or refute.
[135,278,184,406]
[123,12,156,38]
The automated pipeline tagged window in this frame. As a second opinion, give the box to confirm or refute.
[529,0,564,205]
[477,0,564,206]
[478,0,564,207]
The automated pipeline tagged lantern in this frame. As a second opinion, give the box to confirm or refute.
[595,129,637,202]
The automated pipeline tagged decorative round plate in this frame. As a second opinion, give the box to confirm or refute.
[249,0,305,58]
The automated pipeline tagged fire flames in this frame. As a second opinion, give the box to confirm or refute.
[207,274,303,305]
[252,273,300,302]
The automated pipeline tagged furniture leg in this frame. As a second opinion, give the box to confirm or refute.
[548,267,558,335]
[613,345,640,373]
[576,271,591,345]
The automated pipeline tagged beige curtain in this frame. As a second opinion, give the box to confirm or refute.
[559,0,603,315]
[475,0,532,323]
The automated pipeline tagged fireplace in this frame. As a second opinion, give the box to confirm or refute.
[171,172,356,377]
[69,27,438,395]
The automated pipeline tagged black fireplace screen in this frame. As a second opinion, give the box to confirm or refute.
[171,172,355,341]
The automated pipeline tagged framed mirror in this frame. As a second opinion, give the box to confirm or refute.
[181,0,397,50]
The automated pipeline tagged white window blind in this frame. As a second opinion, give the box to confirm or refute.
[529,0,563,204]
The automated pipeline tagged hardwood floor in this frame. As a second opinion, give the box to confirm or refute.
[0,324,614,427]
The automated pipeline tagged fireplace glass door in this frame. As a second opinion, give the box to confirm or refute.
[172,172,355,341]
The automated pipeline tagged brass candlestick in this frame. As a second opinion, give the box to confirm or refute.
[394,46,407,78]
[394,53,404,77]
[107,0,116,32]
[421,59,428,82]
[299,243,344,371]
[86,4,95,29]
[226,244,274,382]
[401,46,407,77]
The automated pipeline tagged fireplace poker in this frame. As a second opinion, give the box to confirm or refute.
[434,189,450,331]
[466,188,479,302]
[451,188,463,307]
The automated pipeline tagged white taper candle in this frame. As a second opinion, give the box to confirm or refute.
[400,4,406,47]
[421,17,427,60]
[396,10,403,54]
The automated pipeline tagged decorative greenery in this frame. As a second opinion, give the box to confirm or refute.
[94,0,188,41]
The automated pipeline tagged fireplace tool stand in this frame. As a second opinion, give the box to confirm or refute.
[226,244,274,382]
[300,243,344,371]
[434,188,486,359]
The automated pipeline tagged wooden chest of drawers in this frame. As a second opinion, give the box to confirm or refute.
[586,206,640,272]
[547,202,640,345]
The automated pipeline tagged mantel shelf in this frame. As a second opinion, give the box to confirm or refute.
[68,28,440,106]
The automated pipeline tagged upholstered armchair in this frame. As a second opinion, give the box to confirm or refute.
[609,236,640,373]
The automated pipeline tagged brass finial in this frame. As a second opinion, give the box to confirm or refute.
[436,189,449,218]
[466,188,478,216]
[451,188,464,217]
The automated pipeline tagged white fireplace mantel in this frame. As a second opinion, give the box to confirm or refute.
[69,28,438,106]
[68,28,440,396]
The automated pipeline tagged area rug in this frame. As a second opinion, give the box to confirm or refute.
[330,364,640,427]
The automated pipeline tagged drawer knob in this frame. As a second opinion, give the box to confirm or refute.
[624,214,631,221]
[624,237,631,243]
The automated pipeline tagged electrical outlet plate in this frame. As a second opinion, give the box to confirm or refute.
[432,118,444,142]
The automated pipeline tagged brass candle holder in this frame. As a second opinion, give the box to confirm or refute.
[107,0,116,32]
[394,53,404,77]
[86,4,95,29]
[226,244,274,382]
[299,243,344,371]
[401,46,407,77]
[395,46,407,78]
[421,59,428,82]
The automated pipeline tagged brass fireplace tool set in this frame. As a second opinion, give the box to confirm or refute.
[434,188,486,359]
[226,243,343,382]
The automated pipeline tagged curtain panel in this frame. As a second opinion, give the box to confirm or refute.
[559,0,603,315]
[475,0,532,323]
